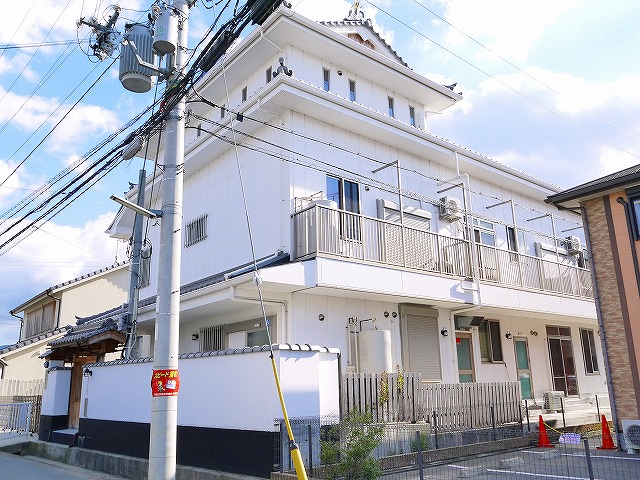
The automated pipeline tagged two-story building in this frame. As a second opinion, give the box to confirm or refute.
[39,4,607,477]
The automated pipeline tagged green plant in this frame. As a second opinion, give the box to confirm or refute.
[409,430,430,452]
[320,411,384,480]
[379,370,389,406]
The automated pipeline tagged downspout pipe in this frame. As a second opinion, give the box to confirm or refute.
[230,286,289,342]
[45,288,62,330]
[582,205,620,448]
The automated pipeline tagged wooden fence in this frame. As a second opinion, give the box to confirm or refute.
[0,379,44,397]
[342,372,522,430]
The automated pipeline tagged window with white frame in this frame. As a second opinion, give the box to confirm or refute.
[323,68,330,91]
[580,328,599,374]
[409,106,416,127]
[473,218,496,246]
[241,86,247,102]
[388,96,395,117]
[185,214,208,247]
[266,67,272,83]
[479,319,503,362]
[327,175,360,240]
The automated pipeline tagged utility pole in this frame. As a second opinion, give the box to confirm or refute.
[148,1,190,479]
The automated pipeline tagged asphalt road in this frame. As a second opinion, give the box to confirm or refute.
[0,452,126,480]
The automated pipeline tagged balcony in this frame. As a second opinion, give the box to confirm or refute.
[292,203,593,299]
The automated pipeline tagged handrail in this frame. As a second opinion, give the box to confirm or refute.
[292,204,593,299]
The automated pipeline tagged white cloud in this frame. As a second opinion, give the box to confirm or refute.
[439,0,579,61]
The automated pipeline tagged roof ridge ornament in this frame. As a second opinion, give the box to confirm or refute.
[346,0,365,21]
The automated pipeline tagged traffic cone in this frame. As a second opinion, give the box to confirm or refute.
[596,414,616,450]
[537,415,554,448]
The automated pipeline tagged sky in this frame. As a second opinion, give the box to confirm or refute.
[0,0,639,346]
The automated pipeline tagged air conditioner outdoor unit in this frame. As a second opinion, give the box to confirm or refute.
[622,420,640,453]
[543,391,564,412]
[439,196,463,222]
[564,235,582,255]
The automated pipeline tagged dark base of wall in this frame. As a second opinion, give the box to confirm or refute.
[78,418,275,478]
[38,414,69,441]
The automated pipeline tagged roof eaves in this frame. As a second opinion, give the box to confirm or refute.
[547,165,640,205]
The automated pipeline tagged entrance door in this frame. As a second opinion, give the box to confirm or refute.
[68,356,95,429]
[456,333,474,383]
[547,326,578,395]
[514,338,533,399]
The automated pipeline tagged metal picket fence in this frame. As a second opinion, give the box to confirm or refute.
[274,415,640,480]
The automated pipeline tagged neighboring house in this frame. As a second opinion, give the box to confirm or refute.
[547,164,640,447]
[40,4,607,477]
[3,262,129,381]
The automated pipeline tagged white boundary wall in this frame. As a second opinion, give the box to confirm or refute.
[80,344,340,431]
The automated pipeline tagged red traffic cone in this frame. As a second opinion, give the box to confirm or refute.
[596,414,616,450]
[537,415,554,448]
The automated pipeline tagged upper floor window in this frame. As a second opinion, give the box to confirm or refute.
[23,301,56,339]
[266,67,272,84]
[185,214,208,247]
[479,319,503,362]
[473,218,495,246]
[220,104,226,119]
[241,86,248,102]
[196,123,202,137]
[327,176,360,214]
[580,328,599,374]
[323,68,330,91]
[409,106,416,127]
[631,195,640,239]
[388,96,395,118]
[349,79,356,101]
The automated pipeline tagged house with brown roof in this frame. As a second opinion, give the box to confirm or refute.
[547,164,640,449]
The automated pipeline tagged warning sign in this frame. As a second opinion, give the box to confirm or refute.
[151,369,180,397]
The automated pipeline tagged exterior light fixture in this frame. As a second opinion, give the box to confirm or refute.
[505,332,513,340]
[110,195,163,219]
[83,368,93,377]
[440,328,448,337]
[192,332,199,341]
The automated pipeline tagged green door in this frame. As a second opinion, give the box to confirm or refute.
[515,338,533,399]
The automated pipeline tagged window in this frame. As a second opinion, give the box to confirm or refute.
[139,245,151,288]
[631,195,640,239]
[388,96,395,117]
[220,104,226,119]
[479,319,503,362]
[23,301,56,339]
[266,67,272,83]
[506,226,526,259]
[196,123,202,137]
[409,106,416,127]
[200,324,224,351]
[349,79,356,101]
[241,86,247,102]
[327,175,360,240]
[580,328,599,374]
[185,214,208,247]
[323,68,330,91]
[473,218,496,246]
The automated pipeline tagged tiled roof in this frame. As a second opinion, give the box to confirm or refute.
[0,326,71,356]
[11,261,128,314]
[547,164,640,204]
[319,18,408,67]
[48,316,120,348]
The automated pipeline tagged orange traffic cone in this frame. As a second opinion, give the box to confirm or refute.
[596,414,616,450]
[537,415,554,448]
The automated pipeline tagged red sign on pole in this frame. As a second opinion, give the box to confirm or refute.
[151,369,180,397]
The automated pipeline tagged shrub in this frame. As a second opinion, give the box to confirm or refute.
[320,411,384,480]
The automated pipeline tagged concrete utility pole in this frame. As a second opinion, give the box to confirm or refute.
[148,1,190,479]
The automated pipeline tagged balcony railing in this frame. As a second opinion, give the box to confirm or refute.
[292,203,592,299]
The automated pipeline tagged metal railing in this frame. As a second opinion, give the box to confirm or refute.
[0,402,32,433]
[342,372,522,430]
[292,203,592,298]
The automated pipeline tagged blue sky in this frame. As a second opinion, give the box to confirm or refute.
[1,0,639,345]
